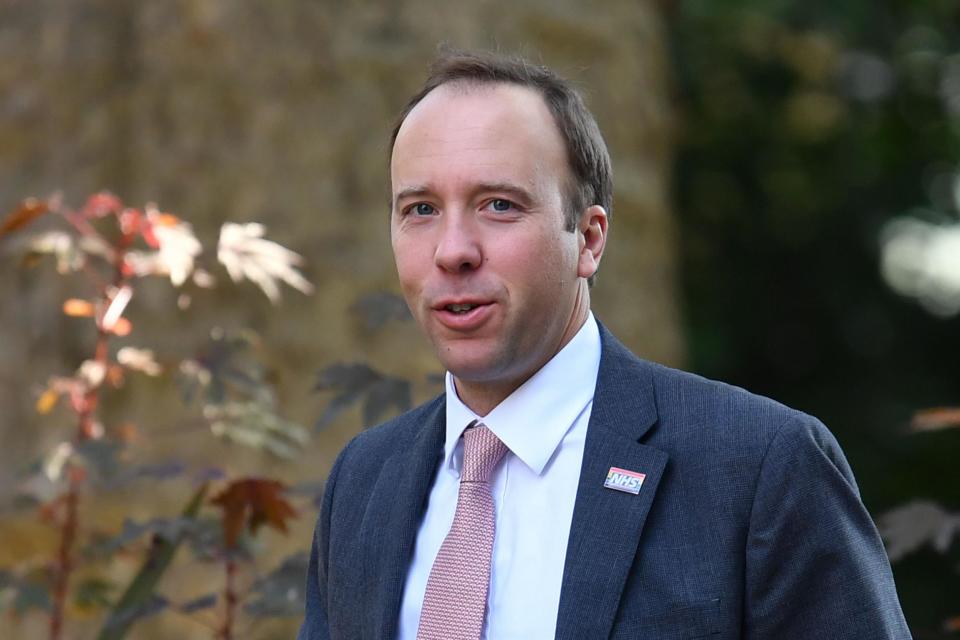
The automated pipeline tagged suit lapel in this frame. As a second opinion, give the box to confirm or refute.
[555,326,669,640]
[359,399,445,640]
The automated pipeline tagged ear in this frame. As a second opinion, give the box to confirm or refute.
[576,205,608,279]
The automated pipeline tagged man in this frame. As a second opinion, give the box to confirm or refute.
[300,50,910,639]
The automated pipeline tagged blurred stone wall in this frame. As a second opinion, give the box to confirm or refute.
[0,1,681,637]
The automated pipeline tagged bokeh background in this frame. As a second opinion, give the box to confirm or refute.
[1,0,957,638]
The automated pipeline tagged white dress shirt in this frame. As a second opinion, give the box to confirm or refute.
[398,313,602,640]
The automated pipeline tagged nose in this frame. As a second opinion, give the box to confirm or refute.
[434,213,482,273]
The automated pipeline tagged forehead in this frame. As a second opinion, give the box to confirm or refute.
[390,82,569,193]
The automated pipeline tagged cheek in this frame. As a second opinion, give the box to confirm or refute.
[532,230,580,276]
[392,246,426,307]
[392,236,425,276]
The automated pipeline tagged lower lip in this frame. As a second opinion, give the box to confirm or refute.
[434,303,494,331]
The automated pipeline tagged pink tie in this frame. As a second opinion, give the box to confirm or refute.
[417,421,509,640]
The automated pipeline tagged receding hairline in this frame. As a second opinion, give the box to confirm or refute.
[390,78,563,157]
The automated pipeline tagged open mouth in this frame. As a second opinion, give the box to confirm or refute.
[445,303,480,314]
[433,301,493,329]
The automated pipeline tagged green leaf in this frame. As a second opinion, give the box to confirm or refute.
[314,363,411,430]
[244,552,309,618]
[84,516,197,560]
[350,292,410,331]
[363,377,411,427]
[73,577,115,611]
[96,483,207,640]
[13,580,52,614]
[75,439,123,484]
[0,570,52,615]
[206,401,309,459]
[178,593,217,614]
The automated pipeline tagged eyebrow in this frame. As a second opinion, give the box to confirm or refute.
[392,186,432,207]
[472,182,535,204]
[391,182,535,210]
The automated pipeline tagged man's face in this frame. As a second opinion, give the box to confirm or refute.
[390,82,600,410]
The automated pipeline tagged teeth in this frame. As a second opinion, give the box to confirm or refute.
[447,303,476,313]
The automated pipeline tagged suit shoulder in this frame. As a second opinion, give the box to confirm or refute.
[640,360,831,454]
[598,323,817,444]
[653,361,808,421]
[636,360,857,506]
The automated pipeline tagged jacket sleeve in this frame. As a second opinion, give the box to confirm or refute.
[743,415,912,639]
[297,443,351,640]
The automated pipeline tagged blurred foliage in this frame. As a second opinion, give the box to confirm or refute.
[0,194,313,639]
[243,552,309,619]
[668,0,960,635]
[314,362,412,430]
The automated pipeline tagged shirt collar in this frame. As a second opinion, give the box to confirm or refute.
[444,312,601,476]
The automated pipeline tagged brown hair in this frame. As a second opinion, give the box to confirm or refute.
[389,49,613,231]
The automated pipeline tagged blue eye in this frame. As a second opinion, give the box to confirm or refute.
[490,199,513,212]
[414,203,435,216]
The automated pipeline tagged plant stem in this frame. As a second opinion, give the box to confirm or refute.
[49,471,80,640]
[49,209,133,639]
[221,556,237,640]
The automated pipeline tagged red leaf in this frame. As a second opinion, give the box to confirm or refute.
[0,198,49,237]
[119,208,143,237]
[36,388,59,415]
[911,407,960,432]
[81,192,123,219]
[68,386,88,413]
[39,495,68,524]
[106,364,125,388]
[110,317,132,337]
[63,299,96,318]
[210,478,297,549]
[140,218,160,248]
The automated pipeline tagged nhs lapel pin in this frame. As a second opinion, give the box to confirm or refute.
[604,467,646,495]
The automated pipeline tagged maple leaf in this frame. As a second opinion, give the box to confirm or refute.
[0,197,49,237]
[210,478,297,549]
[124,208,202,286]
[314,363,411,430]
[217,222,314,303]
[117,347,162,376]
[22,230,97,273]
[205,400,309,459]
[149,207,202,286]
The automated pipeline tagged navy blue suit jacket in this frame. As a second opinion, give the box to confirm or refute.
[300,324,910,639]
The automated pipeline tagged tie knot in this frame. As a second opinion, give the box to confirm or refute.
[461,422,508,483]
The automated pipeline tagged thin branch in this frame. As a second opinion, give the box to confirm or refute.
[48,209,134,640]
[219,556,238,640]
[48,472,80,640]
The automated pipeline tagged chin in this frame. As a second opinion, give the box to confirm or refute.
[441,359,496,383]
[437,350,505,383]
